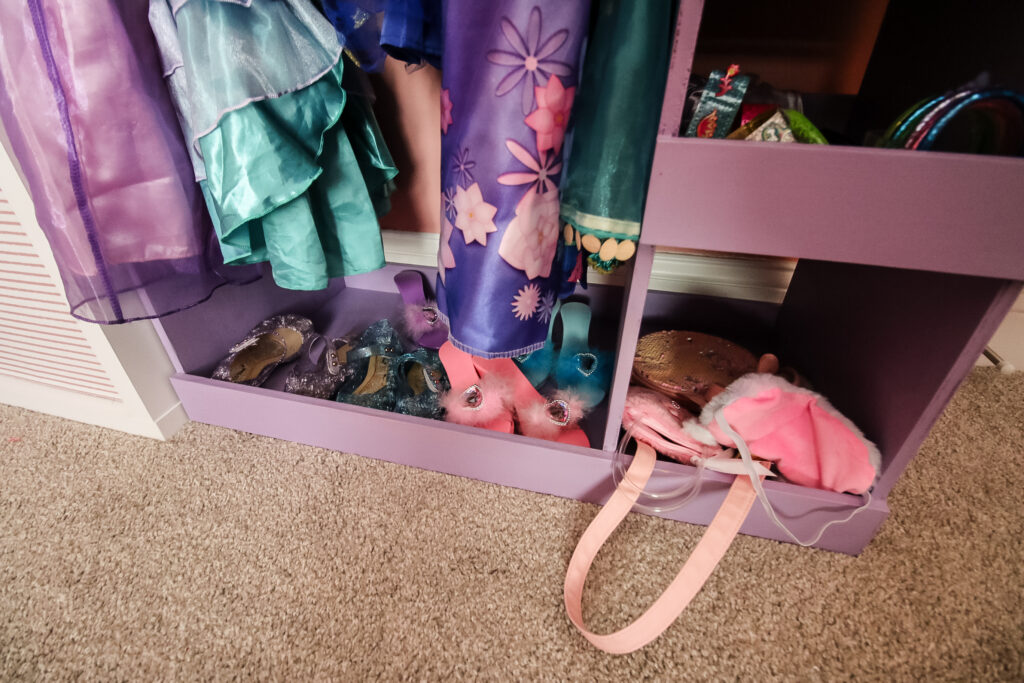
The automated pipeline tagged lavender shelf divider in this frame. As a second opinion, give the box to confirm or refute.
[642,138,1024,281]
[600,244,655,452]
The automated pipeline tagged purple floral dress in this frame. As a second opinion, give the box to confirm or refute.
[436,1,590,358]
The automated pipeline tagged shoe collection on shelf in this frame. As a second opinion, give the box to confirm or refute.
[149,0,1024,556]
[206,270,616,448]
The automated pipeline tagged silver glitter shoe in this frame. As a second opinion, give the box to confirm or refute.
[283,334,356,399]
[211,314,315,387]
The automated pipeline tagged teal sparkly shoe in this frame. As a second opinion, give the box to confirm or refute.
[334,319,406,410]
[393,348,450,419]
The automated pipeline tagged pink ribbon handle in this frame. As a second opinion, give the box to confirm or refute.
[564,442,759,654]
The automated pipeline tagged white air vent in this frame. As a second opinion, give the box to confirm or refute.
[0,132,186,439]
[0,198,120,401]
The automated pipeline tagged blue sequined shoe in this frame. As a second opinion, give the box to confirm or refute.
[334,319,407,410]
[393,348,450,419]
[553,302,613,409]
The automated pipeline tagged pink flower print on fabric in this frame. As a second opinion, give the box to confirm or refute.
[499,189,560,279]
[441,89,454,134]
[487,7,573,115]
[512,283,542,321]
[525,75,575,155]
[497,140,561,195]
[438,210,457,284]
[453,183,498,246]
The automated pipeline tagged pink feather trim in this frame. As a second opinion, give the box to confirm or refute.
[400,300,444,341]
[518,390,587,441]
[441,373,513,426]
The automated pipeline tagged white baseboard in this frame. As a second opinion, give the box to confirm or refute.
[381,230,440,268]
[153,400,190,439]
[976,291,1024,371]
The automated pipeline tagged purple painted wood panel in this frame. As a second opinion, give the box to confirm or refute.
[155,272,345,375]
[777,260,1021,499]
[639,288,781,353]
[602,245,655,451]
[872,280,1022,498]
[171,373,888,553]
[657,0,705,136]
[642,138,1024,280]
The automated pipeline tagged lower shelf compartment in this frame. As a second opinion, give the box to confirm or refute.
[171,372,890,554]
[156,264,618,448]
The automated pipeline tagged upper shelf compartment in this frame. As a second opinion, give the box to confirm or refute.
[641,138,1024,280]
[643,0,1024,279]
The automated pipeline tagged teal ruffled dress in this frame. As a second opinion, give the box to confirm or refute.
[150,0,397,290]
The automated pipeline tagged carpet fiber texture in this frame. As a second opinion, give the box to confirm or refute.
[1,368,1022,680]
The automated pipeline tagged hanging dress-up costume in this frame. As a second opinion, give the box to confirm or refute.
[150,0,398,291]
[319,0,442,72]
[436,1,590,358]
[0,0,247,324]
[558,0,674,272]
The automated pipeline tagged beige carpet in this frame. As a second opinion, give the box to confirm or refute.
[1,368,1022,681]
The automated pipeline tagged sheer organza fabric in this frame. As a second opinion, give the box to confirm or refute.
[0,0,252,323]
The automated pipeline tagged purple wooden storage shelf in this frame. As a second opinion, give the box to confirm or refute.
[151,0,1024,556]
[168,374,889,554]
[154,266,889,554]
[588,0,1024,554]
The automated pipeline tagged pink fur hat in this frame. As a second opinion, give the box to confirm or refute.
[686,374,880,494]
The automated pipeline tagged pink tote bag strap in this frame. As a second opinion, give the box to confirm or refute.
[564,442,759,654]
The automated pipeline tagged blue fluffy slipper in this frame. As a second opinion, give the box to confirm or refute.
[553,301,613,409]
[514,300,560,388]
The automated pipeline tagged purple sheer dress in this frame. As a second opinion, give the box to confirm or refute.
[436,1,590,358]
[0,0,252,324]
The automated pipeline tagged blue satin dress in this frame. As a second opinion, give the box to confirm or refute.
[319,0,442,72]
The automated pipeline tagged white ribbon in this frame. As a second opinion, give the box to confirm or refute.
[714,410,873,547]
